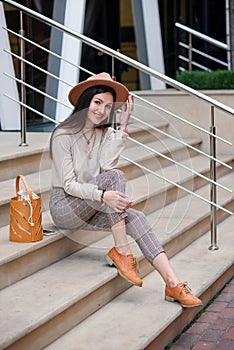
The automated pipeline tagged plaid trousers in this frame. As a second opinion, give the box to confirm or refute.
[49,169,164,263]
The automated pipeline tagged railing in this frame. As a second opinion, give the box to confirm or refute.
[1,0,234,251]
[175,22,231,71]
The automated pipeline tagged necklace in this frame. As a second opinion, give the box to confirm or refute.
[82,128,95,145]
[82,129,96,159]
[88,130,96,159]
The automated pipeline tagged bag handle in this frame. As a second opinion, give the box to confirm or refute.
[16,174,33,203]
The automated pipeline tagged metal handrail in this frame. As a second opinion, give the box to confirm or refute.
[175,22,231,71]
[2,0,234,116]
[175,22,228,50]
[131,93,232,146]
[179,42,228,67]
[130,114,232,171]
[5,48,73,88]
[1,0,233,250]
[126,135,231,193]
[4,72,72,110]
[121,155,233,216]
[178,56,212,71]
[3,27,94,77]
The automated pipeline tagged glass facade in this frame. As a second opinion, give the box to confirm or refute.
[3,0,54,130]
[158,0,226,77]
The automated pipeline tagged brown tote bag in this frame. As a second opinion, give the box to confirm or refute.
[9,175,43,242]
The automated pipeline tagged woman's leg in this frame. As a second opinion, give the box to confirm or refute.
[111,219,132,255]
[92,169,143,286]
[95,169,133,256]
[152,252,180,288]
[123,208,202,307]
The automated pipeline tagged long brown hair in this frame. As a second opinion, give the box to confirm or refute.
[49,85,116,158]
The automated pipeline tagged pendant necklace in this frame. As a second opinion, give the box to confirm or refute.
[88,130,96,159]
[82,129,96,159]
[82,128,95,145]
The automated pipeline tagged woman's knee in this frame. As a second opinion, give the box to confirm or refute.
[109,169,126,182]
[104,169,126,187]
[125,208,149,236]
[127,208,146,222]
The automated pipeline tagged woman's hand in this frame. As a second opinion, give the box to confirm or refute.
[119,95,133,131]
[102,190,133,213]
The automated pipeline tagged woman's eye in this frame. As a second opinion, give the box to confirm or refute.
[105,105,112,110]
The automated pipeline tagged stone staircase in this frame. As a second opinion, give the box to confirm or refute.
[0,118,233,350]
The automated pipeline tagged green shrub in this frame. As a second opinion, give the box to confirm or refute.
[176,70,234,89]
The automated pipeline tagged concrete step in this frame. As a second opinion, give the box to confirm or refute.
[0,170,233,290]
[125,118,169,145]
[120,137,202,179]
[44,215,234,350]
[0,132,51,181]
[126,154,233,215]
[146,171,234,257]
[0,169,51,227]
[0,213,233,350]
[0,210,109,290]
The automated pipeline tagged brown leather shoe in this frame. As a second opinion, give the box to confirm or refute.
[105,247,143,287]
[165,282,202,308]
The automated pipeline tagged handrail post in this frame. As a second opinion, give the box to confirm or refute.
[19,10,28,146]
[188,32,192,71]
[209,106,218,250]
[111,56,115,80]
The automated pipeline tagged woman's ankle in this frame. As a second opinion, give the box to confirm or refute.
[115,245,132,256]
[166,279,180,288]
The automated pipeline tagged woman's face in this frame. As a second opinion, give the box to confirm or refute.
[85,92,114,128]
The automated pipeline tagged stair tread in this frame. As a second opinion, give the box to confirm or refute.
[44,216,234,350]
[126,154,233,203]
[127,118,169,132]
[0,169,52,205]
[0,171,233,268]
[119,136,202,166]
[0,132,51,162]
[0,210,105,266]
[148,174,234,245]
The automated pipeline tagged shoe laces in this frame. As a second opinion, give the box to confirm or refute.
[128,255,137,270]
[180,282,192,295]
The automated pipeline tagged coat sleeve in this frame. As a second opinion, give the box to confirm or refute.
[99,128,128,170]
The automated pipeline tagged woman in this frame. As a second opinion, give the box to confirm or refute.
[49,72,202,308]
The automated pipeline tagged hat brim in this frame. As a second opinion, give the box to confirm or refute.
[68,78,129,110]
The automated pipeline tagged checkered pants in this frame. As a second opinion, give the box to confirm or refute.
[49,169,164,263]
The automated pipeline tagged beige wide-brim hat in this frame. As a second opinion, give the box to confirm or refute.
[68,72,129,109]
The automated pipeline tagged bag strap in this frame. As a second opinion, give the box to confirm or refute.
[16,174,33,202]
